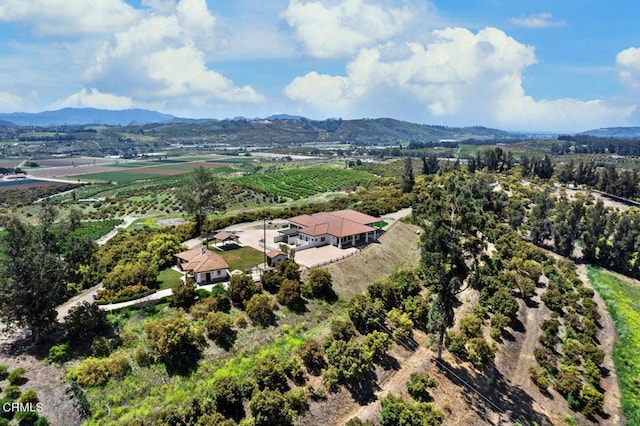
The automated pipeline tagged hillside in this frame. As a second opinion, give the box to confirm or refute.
[0,107,178,126]
[579,126,640,138]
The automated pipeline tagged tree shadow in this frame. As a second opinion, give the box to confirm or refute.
[375,353,401,371]
[435,359,553,426]
[511,318,526,334]
[345,370,379,405]
[524,298,540,309]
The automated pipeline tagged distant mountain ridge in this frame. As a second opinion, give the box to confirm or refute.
[579,127,640,138]
[0,107,179,126]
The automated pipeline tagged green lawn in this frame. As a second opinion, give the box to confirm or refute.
[157,268,183,290]
[588,266,640,425]
[213,246,265,271]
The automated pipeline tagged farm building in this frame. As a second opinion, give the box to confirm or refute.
[175,247,229,284]
[275,209,381,250]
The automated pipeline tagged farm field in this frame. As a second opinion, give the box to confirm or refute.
[588,266,640,425]
[233,166,376,199]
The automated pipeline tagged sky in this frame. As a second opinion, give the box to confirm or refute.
[0,0,639,132]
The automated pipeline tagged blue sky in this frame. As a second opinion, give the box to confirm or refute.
[0,0,639,132]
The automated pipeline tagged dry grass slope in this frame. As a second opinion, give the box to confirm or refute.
[324,221,422,300]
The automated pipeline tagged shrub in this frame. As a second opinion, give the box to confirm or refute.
[228,274,260,307]
[277,279,302,307]
[579,384,604,416]
[246,294,275,326]
[72,357,110,386]
[386,308,414,341]
[330,318,356,341]
[205,312,235,349]
[253,354,288,392]
[18,390,38,404]
[90,336,112,357]
[143,312,204,372]
[47,343,70,364]
[490,313,510,340]
[445,332,467,359]
[249,389,294,426]
[7,368,25,386]
[35,417,50,426]
[321,366,339,392]
[133,344,152,367]
[0,365,8,379]
[4,386,21,399]
[297,339,326,375]
[346,418,375,426]
[465,338,495,369]
[13,410,38,424]
[211,376,244,420]
[362,331,392,361]
[303,269,335,300]
[528,367,550,390]
[380,394,443,426]
[171,277,197,308]
[459,315,483,338]
[325,338,372,383]
[406,372,437,402]
[106,353,131,378]
[556,364,582,396]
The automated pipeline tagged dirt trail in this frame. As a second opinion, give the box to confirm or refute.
[575,264,624,425]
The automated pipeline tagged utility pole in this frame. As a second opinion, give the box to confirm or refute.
[263,217,267,268]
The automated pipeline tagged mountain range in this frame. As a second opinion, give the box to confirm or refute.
[0,107,637,139]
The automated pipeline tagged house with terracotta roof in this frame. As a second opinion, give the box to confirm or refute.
[276,209,381,250]
[175,247,230,284]
[266,250,288,267]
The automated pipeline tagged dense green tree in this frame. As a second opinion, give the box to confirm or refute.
[249,389,294,426]
[228,274,260,306]
[0,216,66,342]
[401,157,414,193]
[422,155,439,175]
[171,276,197,308]
[580,200,610,262]
[325,338,373,383]
[297,338,326,375]
[277,278,302,307]
[380,394,443,426]
[210,375,244,420]
[551,198,585,257]
[143,312,204,372]
[245,294,274,326]
[176,166,224,235]
[414,173,485,359]
[303,268,335,300]
[406,372,437,402]
[64,302,108,343]
[205,312,235,349]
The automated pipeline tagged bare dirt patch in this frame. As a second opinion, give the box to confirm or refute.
[125,166,188,176]
[0,340,83,426]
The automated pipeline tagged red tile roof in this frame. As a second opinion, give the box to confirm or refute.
[266,250,287,259]
[175,248,229,273]
[288,209,379,238]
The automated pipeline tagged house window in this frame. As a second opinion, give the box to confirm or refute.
[321,237,326,242]
[217,270,221,276]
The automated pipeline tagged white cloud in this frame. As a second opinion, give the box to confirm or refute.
[0,0,139,36]
[81,0,264,109]
[283,0,414,58]
[0,91,27,113]
[617,47,640,91]
[50,88,135,110]
[509,13,564,29]
[285,27,635,131]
